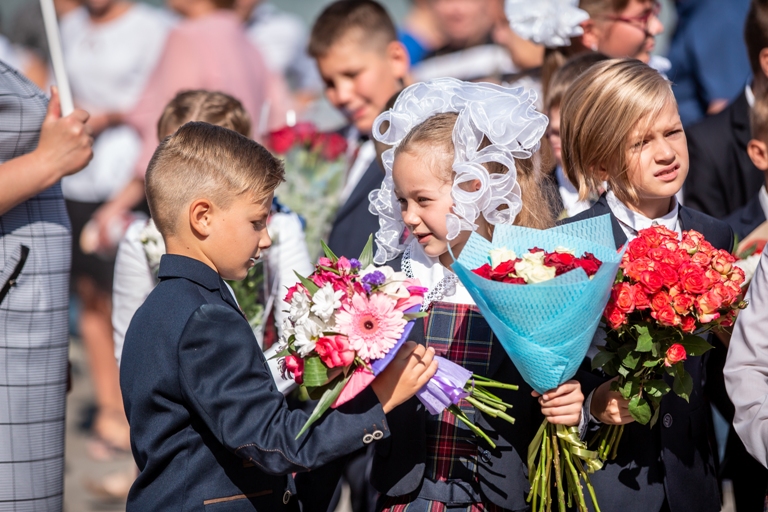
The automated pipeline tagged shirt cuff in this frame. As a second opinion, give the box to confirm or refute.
[578,389,600,439]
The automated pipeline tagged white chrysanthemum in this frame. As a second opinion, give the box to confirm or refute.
[505,0,589,48]
[293,316,323,356]
[289,291,310,324]
[310,284,344,322]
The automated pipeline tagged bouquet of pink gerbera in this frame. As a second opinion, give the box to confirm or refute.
[278,238,519,442]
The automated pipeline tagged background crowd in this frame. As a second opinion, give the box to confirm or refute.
[0,0,766,511]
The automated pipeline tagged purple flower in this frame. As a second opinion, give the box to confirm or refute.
[349,258,362,270]
[362,271,386,288]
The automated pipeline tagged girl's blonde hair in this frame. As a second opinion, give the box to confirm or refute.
[395,113,555,230]
[560,58,675,205]
[157,90,251,141]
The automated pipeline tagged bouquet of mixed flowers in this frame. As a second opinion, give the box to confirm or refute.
[733,221,768,287]
[267,122,348,256]
[278,239,519,442]
[452,215,624,512]
[592,226,747,461]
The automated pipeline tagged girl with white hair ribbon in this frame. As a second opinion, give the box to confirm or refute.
[367,77,589,511]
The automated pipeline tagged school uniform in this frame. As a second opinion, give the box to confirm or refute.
[725,184,768,240]
[564,192,730,512]
[120,254,389,511]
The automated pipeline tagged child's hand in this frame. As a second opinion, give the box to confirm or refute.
[371,341,437,414]
[590,378,634,425]
[533,380,584,426]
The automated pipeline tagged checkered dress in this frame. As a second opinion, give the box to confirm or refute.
[0,62,71,511]
[379,302,508,512]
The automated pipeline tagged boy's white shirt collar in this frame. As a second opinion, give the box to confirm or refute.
[605,190,681,239]
[760,185,768,220]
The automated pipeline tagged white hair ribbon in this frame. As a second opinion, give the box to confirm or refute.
[505,0,589,48]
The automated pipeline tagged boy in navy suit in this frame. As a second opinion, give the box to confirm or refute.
[120,122,437,511]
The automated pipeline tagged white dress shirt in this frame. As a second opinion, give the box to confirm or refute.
[760,185,768,221]
[555,165,591,217]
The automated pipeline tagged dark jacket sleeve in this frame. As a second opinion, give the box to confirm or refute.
[684,123,728,218]
[177,304,389,475]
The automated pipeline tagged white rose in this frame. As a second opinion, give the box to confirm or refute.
[490,247,517,268]
[514,256,556,284]
[289,291,310,324]
[554,246,576,255]
[293,316,323,356]
[310,284,344,322]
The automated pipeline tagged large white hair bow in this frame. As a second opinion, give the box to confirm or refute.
[368,78,548,265]
[505,0,589,48]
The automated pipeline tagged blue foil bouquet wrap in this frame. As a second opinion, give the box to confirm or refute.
[452,215,623,393]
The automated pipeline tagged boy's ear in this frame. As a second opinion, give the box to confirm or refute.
[578,20,599,52]
[385,41,410,82]
[747,139,768,171]
[189,198,214,238]
[759,48,768,81]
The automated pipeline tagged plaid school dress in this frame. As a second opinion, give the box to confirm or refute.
[378,302,512,512]
[0,62,71,511]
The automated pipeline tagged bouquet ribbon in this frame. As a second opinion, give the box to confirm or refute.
[416,356,472,415]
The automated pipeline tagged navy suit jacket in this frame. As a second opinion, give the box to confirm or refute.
[120,255,389,511]
[328,158,383,258]
[685,91,765,218]
[725,192,766,241]
[564,196,731,512]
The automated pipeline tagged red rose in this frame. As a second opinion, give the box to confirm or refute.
[711,250,734,275]
[502,276,527,284]
[545,252,577,275]
[681,267,710,295]
[651,304,681,327]
[650,291,671,312]
[705,267,723,285]
[293,122,317,146]
[680,315,697,333]
[691,251,712,267]
[315,335,355,368]
[639,270,664,294]
[627,237,650,261]
[730,267,746,286]
[720,310,738,328]
[696,290,724,316]
[631,284,651,310]
[575,252,602,277]
[648,247,671,263]
[313,132,348,161]
[473,264,493,279]
[612,283,636,313]
[284,355,304,384]
[638,226,675,247]
[624,257,655,281]
[664,343,687,367]
[605,302,628,330]
[699,241,716,255]
[667,283,684,297]
[529,247,546,253]
[671,293,695,315]
[655,262,679,288]
[491,259,518,280]
[267,126,296,154]
[712,282,736,306]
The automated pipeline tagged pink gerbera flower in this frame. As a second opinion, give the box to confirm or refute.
[335,292,406,361]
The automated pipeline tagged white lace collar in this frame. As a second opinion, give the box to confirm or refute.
[605,190,680,240]
[401,239,475,310]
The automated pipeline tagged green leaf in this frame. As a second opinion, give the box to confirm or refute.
[651,342,660,358]
[635,326,653,352]
[320,240,339,262]
[403,312,428,321]
[619,380,634,400]
[643,379,671,398]
[358,235,374,269]
[295,375,349,439]
[649,404,661,428]
[294,271,320,295]
[591,349,615,370]
[269,346,291,360]
[628,395,652,425]
[679,335,714,357]
[622,351,641,370]
[673,364,693,402]
[617,365,629,378]
[302,356,331,387]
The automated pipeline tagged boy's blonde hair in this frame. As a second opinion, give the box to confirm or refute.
[396,113,555,230]
[308,0,397,58]
[146,122,284,237]
[545,52,609,112]
[157,90,251,140]
[560,58,675,204]
[751,88,768,144]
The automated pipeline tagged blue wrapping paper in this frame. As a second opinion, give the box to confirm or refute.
[451,215,623,394]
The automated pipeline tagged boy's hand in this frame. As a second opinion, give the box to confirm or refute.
[371,341,437,414]
[590,378,634,425]
[534,380,584,426]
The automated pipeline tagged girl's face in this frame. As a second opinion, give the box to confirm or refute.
[589,0,663,63]
[392,150,475,266]
[625,101,688,215]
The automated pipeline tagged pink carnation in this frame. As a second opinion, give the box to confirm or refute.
[335,292,406,361]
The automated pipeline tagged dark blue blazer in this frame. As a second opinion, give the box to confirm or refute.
[725,192,766,241]
[564,195,732,512]
[328,158,383,258]
[120,255,389,511]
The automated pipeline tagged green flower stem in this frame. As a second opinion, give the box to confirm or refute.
[552,429,566,512]
[470,381,520,390]
[447,404,496,449]
[465,396,516,424]
[561,438,587,512]
[610,425,624,460]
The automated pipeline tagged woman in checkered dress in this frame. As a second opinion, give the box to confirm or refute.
[367,82,589,511]
[0,62,92,511]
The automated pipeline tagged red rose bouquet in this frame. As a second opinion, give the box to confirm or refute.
[592,226,747,461]
[267,122,348,255]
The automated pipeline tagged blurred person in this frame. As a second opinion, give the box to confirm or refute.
[684,0,768,219]
[92,0,291,261]
[0,32,48,89]
[668,0,751,126]
[0,70,93,511]
[58,0,174,459]
[399,0,445,66]
[5,0,81,65]
[235,0,322,106]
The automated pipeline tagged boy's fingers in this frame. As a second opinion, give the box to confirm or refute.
[541,404,582,417]
[419,347,435,368]
[531,390,541,398]
[539,394,583,408]
[417,360,439,387]
[541,381,579,400]
[396,341,418,360]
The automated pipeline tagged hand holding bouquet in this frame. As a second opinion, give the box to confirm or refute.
[592,226,747,461]
[278,238,518,443]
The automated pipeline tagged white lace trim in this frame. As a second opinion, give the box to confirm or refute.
[402,243,461,312]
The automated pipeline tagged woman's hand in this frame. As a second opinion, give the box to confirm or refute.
[590,378,635,425]
[535,380,584,426]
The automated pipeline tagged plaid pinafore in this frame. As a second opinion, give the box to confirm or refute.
[379,302,510,512]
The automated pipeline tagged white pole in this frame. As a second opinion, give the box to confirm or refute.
[39,0,74,116]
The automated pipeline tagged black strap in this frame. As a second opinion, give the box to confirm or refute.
[0,245,29,304]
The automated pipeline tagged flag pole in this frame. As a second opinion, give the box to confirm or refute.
[39,0,74,116]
